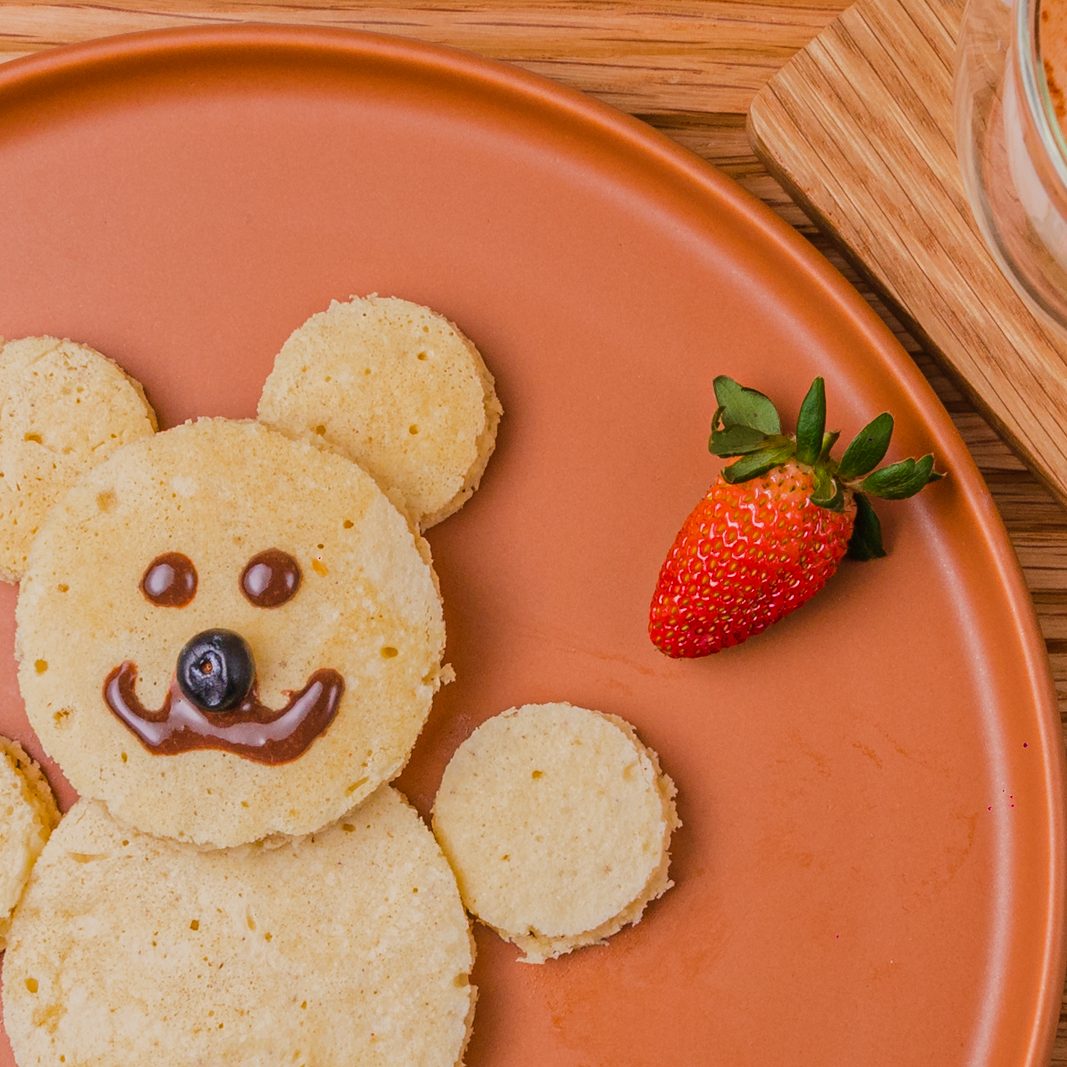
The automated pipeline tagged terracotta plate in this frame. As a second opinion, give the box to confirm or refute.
[0,26,1062,1066]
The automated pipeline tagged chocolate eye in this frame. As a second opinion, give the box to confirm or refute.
[241,549,301,608]
[141,553,197,607]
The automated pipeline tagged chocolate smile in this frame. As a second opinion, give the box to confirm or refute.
[104,662,345,764]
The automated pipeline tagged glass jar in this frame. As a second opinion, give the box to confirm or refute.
[955,0,1067,328]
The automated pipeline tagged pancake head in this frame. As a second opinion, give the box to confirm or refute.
[17,419,445,847]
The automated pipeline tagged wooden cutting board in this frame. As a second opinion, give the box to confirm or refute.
[748,0,1067,506]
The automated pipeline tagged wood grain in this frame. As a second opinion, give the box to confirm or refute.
[747,0,1067,512]
[2,3,1067,1063]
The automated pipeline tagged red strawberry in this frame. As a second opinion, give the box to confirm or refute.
[648,376,942,658]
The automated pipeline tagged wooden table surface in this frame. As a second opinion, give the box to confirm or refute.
[2,1,1066,1062]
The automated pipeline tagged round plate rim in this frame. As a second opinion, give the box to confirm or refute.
[0,22,1062,1063]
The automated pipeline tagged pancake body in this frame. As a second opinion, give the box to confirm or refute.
[258,295,502,527]
[0,738,58,951]
[16,419,445,847]
[3,789,476,1067]
[0,336,157,581]
[433,703,678,963]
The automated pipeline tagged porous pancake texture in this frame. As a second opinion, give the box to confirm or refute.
[3,789,476,1067]
[259,295,502,528]
[433,703,678,962]
[16,419,445,847]
[0,737,58,951]
[0,336,157,581]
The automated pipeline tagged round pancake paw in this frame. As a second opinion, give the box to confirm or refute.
[433,703,679,962]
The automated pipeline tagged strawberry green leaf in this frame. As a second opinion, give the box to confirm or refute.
[837,413,894,480]
[713,376,781,435]
[810,466,845,511]
[860,453,943,499]
[721,443,794,483]
[709,422,774,457]
[794,377,826,466]
[847,493,886,559]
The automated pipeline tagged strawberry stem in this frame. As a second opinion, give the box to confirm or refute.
[811,466,845,510]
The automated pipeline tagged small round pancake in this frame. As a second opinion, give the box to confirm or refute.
[0,336,157,582]
[432,703,679,963]
[3,789,476,1067]
[258,295,502,528]
[17,419,445,847]
[0,737,58,951]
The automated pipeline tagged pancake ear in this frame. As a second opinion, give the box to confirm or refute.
[257,295,502,529]
[0,337,157,583]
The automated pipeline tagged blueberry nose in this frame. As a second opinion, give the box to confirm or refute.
[177,629,255,712]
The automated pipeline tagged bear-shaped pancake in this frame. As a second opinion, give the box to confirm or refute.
[0,296,676,1066]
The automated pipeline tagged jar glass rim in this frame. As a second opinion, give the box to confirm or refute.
[1020,0,1067,183]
